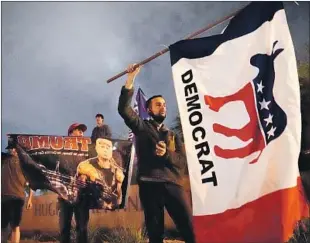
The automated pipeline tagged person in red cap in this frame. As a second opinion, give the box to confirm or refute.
[58,122,89,243]
[67,123,87,137]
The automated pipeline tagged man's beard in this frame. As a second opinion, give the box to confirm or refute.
[150,112,166,124]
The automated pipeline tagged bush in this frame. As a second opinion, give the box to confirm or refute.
[287,217,310,243]
[68,225,147,243]
[103,227,147,243]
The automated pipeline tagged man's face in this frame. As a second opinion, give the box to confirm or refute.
[70,129,84,137]
[96,138,112,160]
[148,97,167,124]
[96,117,103,126]
[149,97,167,117]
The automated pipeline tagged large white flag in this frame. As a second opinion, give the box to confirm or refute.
[169,2,308,242]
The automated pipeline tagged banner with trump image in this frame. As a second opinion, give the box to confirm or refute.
[169,2,308,243]
[7,134,134,210]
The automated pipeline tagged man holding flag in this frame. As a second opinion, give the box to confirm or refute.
[118,64,195,243]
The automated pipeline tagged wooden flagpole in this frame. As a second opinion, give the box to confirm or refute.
[106,5,246,83]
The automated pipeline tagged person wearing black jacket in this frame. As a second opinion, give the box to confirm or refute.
[118,64,195,243]
[91,114,112,143]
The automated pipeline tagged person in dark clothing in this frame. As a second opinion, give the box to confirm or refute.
[118,64,196,243]
[91,114,112,143]
[58,123,90,243]
[1,144,34,243]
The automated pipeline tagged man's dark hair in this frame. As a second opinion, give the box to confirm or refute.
[96,113,104,119]
[146,95,164,109]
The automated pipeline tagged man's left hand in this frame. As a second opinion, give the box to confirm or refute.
[155,141,167,157]
[26,200,33,210]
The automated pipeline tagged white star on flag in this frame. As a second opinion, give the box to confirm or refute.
[264,114,273,126]
[259,98,271,110]
[257,81,265,93]
[267,126,277,139]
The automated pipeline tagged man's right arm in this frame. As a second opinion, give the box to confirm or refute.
[118,86,144,133]
[118,64,144,133]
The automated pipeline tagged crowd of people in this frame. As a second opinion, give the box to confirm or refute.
[1,64,195,243]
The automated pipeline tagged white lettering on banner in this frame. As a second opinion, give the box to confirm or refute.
[181,69,218,186]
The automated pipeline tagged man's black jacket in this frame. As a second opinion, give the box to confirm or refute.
[118,86,186,185]
[91,124,112,144]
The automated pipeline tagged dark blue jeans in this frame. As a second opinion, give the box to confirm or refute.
[58,199,89,243]
[139,182,196,243]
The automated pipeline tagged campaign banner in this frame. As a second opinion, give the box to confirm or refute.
[7,134,134,210]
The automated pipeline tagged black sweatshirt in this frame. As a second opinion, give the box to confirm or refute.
[118,86,186,186]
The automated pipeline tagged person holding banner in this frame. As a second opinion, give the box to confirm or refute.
[58,123,89,243]
[1,143,34,243]
[118,64,195,243]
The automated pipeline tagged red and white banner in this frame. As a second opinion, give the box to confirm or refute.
[169,2,308,242]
